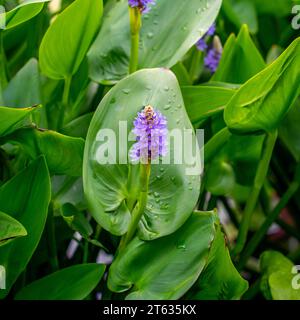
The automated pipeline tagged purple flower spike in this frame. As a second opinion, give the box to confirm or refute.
[128,0,155,13]
[130,105,168,163]
[204,48,221,73]
[196,22,216,51]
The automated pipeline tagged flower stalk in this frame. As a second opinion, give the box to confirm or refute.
[129,7,141,74]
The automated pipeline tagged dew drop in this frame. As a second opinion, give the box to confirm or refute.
[164,104,171,110]
[122,89,130,94]
[177,243,186,250]
[154,192,160,198]
[164,86,170,91]
[110,97,116,104]
[159,167,165,172]
[156,175,162,180]
[154,20,159,25]
[147,32,154,39]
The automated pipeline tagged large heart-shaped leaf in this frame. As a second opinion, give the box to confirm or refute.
[15,264,105,300]
[39,0,103,79]
[260,251,300,300]
[88,0,222,84]
[83,68,201,239]
[186,224,248,299]
[4,0,49,30]
[3,127,84,177]
[108,211,217,300]
[0,157,51,298]
[0,105,39,137]
[224,37,300,134]
[0,211,27,247]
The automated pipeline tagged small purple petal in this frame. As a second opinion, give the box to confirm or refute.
[206,23,216,36]
[196,38,208,52]
[195,22,216,51]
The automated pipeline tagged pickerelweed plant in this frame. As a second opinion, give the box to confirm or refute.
[0,0,300,302]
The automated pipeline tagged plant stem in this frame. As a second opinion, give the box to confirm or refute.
[118,163,150,252]
[232,130,278,257]
[46,202,59,271]
[129,7,141,74]
[83,240,89,263]
[238,181,299,269]
[57,75,72,130]
[0,31,8,88]
[204,127,231,163]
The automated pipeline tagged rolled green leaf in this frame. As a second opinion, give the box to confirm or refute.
[0,105,40,137]
[4,0,49,30]
[224,38,300,134]
[0,211,27,247]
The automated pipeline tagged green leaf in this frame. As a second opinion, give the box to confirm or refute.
[252,0,295,17]
[60,203,92,238]
[39,0,103,79]
[88,0,222,84]
[279,99,300,162]
[181,85,235,124]
[3,127,84,177]
[83,68,201,240]
[212,25,265,84]
[0,105,39,137]
[15,264,105,300]
[205,161,235,196]
[4,0,49,30]
[224,37,300,134]
[108,211,217,300]
[62,113,94,139]
[3,59,41,108]
[0,211,27,247]
[260,251,300,300]
[0,157,51,298]
[222,0,258,34]
[187,224,248,300]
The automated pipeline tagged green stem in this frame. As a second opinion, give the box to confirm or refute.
[232,130,278,257]
[238,181,299,269]
[57,75,72,130]
[118,163,150,252]
[129,7,141,74]
[0,31,8,88]
[204,127,231,163]
[46,202,59,271]
[83,240,89,263]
